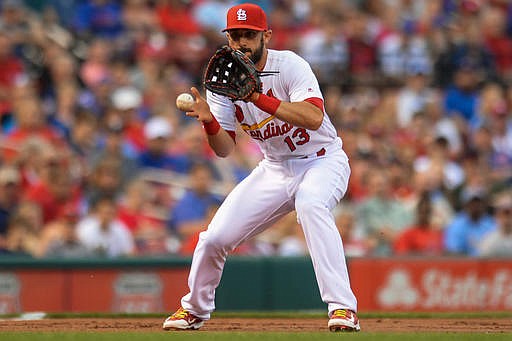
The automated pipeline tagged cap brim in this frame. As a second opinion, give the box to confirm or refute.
[222,25,266,32]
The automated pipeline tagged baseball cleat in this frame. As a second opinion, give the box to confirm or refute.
[328,309,361,332]
[162,307,204,331]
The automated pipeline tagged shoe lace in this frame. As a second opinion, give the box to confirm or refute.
[332,309,348,318]
[172,308,190,319]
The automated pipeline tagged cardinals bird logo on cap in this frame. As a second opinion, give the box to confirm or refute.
[223,4,267,32]
[237,9,247,21]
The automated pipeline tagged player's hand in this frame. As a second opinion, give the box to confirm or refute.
[186,87,215,123]
[247,91,261,103]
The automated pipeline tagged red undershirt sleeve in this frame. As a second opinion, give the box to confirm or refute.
[304,97,324,112]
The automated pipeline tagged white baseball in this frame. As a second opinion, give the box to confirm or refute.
[176,93,195,112]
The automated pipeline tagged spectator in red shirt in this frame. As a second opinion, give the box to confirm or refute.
[344,10,378,85]
[23,155,83,225]
[3,94,64,161]
[117,178,156,234]
[393,191,445,256]
[481,6,512,81]
[0,29,24,117]
[117,179,170,256]
[155,0,208,72]
[156,0,200,36]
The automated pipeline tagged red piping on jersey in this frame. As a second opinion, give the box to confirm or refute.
[226,130,236,142]
[235,104,244,122]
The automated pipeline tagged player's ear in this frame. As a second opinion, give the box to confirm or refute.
[263,29,272,43]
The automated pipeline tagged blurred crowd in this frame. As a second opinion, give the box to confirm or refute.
[0,0,511,259]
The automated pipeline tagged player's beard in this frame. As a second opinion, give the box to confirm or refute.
[240,35,264,64]
[250,35,264,64]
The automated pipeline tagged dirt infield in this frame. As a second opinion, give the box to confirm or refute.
[0,317,511,333]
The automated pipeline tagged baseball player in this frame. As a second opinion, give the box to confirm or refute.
[163,3,360,332]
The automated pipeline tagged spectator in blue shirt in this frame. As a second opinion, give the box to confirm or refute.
[169,162,224,243]
[444,188,496,256]
[72,0,124,39]
[137,116,189,173]
[443,60,482,129]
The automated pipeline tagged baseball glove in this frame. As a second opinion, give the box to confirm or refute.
[203,46,277,101]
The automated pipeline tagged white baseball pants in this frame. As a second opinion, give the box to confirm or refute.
[181,138,357,319]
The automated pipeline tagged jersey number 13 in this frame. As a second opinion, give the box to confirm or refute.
[284,128,310,151]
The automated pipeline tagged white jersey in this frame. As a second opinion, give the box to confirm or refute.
[206,49,339,161]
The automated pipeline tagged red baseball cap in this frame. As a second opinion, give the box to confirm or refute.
[222,3,268,32]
